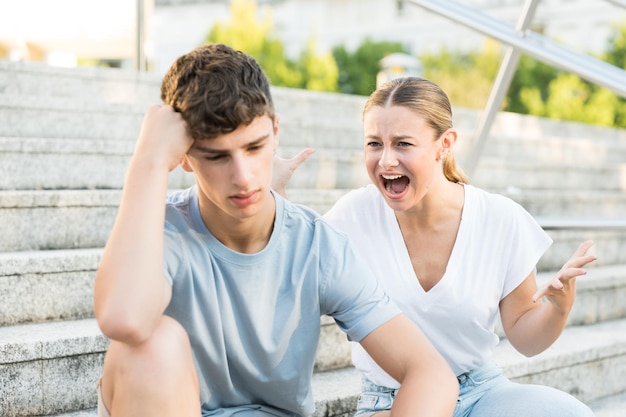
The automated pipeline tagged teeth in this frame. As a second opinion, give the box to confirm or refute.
[382,174,403,180]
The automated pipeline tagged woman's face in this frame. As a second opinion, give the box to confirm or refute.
[363,105,444,212]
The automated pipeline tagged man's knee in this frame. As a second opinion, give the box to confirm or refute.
[99,316,199,414]
[101,315,195,392]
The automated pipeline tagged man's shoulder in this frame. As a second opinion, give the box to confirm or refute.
[164,187,196,230]
[279,195,351,243]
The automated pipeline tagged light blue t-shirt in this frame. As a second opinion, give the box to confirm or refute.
[162,187,400,417]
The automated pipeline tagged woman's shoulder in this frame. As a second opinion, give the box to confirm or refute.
[337,184,383,206]
[327,184,385,217]
[465,184,526,213]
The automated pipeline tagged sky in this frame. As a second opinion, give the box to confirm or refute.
[0,0,137,60]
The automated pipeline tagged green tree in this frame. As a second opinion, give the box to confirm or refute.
[602,22,626,127]
[508,22,626,127]
[207,0,338,92]
[506,55,559,114]
[207,0,301,87]
[298,38,339,92]
[332,38,408,96]
[544,73,589,121]
[421,42,501,110]
[604,23,626,69]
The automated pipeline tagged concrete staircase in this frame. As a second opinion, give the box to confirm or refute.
[1,60,625,417]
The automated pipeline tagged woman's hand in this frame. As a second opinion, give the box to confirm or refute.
[272,148,315,197]
[532,240,596,304]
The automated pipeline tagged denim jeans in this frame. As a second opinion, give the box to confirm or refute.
[354,362,595,417]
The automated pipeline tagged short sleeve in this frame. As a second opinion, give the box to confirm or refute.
[501,200,553,297]
[320,235,400,342]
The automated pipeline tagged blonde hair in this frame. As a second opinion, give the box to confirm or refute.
[363,77,469,184]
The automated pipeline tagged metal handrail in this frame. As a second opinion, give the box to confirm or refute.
[606,0,626,9]
[406,0,626,177]
[462,0,539,179]
[536,217,626,230]
[406,0,626,97]
[405,0,626,233]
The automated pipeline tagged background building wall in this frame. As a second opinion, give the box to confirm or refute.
[1,0,625,74]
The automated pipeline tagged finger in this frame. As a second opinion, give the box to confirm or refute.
[569,253,597,269]
[288,148,315,168]
[532,280,562,303]
[572,240,594,259]
[558,267,587,283]
[532,286,548,303]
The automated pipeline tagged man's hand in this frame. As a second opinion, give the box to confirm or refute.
[272,148,315,197]
[134,104,193,172]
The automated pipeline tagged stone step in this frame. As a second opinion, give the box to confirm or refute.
[0,95,145,141]
[0,93,365,144]
[2,89,626,162]
[0,137,194,191]
[587,391,626,417]
[0,248,101,326]
[0,59,368,124]
[2,244,623,329]
[0,60,161,104]
[39,388,626,417]
[1,189,625,270]
[4,59,626,148]
[4,317,626,417]
[286,186,626,219]
[3,137,625,192]
[493,318,626,404]
[0,315,350,417]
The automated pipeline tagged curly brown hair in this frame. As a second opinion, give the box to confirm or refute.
[161,43,275,140]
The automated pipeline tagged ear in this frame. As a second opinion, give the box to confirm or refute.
[273,114,280,151]
[440,128,457,152]
[180,155,193,172]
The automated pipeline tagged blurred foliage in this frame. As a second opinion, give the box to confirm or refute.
[332,38,408,96]
[206,0,337,92]
[421,39,501,110]
[419,23,626,128]
[206,1,625,128]
[298,37,339,92]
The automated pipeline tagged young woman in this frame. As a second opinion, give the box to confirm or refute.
[276,77,596,417]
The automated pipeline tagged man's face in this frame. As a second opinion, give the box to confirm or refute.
[183,114,279,225]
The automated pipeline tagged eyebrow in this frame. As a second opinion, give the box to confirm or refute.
[193,134,270,154]
[365,133,413,141]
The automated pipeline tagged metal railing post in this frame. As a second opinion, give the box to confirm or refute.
[464,0,540,178]
[136,0,146,72]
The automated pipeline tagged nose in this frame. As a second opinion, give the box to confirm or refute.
[231,154,254,187]
[378,146,399,169]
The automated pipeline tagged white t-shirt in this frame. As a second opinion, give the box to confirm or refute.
[324,184,552,386]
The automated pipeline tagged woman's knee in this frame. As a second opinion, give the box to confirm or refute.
[472,382,594,416]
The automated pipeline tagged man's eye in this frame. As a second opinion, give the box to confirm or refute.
[206,155,225,161]
[366,141,381,147]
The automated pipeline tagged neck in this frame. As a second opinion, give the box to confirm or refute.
[198,191,276,254]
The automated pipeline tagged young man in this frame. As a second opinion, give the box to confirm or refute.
[93,43,458,417]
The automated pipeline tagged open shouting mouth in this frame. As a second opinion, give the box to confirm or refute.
[382,174,409,195]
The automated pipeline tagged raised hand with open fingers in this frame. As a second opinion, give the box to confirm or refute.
[272,148,315,197]
[532,240,597,304]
